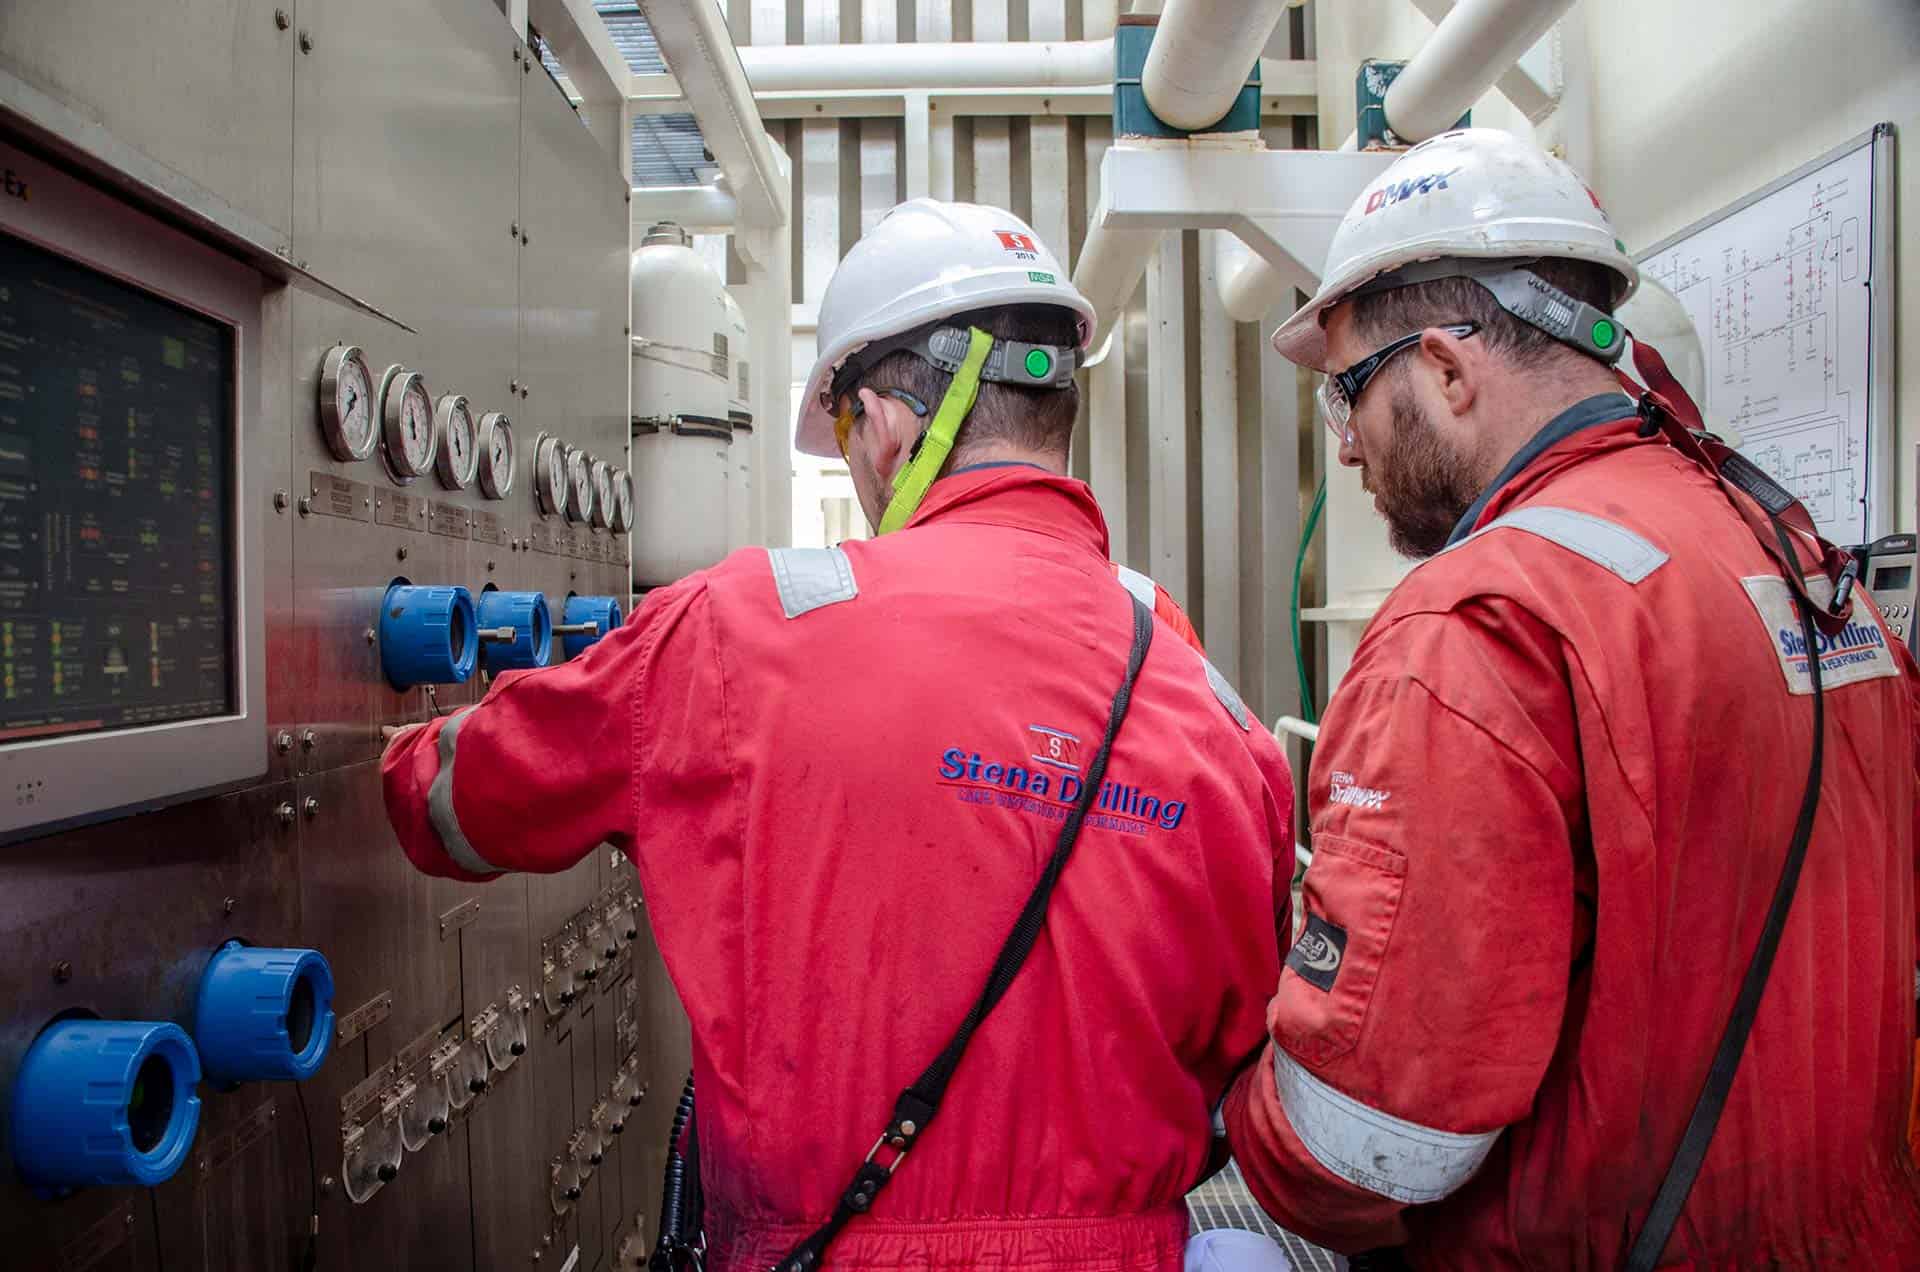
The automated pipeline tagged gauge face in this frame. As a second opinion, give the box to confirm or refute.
[589,460,613,529]
[566,448,594,525]
[534,434,568,517]
[319,345,377,461]
[477,412,516,499]
[434,395,478,490]
[608,468,634,533]
[381,368,438,480]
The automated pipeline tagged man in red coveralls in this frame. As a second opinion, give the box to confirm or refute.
[1224,127,1920,1267]
[383,199,1298,1271]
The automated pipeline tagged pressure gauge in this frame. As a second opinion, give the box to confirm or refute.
[477,412,516,500]
[318,344,377,461]
[608,467,634,534]
[380,367,438,480]
[589,459,613,529]
[534,434,568,518]
[433,395,478,490]
[566,448,594,526]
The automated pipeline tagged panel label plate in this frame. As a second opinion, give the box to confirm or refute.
[472,509,507,546]
[58,1201,133,1271]
[429,501,471,540]
[336,990,393,1047]
[374,490,428,531]
[528,520,563,555]
[308,472,371,522]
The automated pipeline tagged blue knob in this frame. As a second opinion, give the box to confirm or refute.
[381,582,479,689]
[9,1019,201,1193]
[562,595,623,659]
[193,942,335,1085]
[477,590,553,672]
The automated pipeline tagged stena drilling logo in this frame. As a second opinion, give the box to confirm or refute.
[994,230,1040,262]
[1742,574,1901,695]
[1363,166,1461,215]
[1328,770,1390,812]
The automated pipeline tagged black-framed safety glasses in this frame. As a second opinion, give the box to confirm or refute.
[1317,322,1479,437]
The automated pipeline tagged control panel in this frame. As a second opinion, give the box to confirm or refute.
[1854,533,1917,650]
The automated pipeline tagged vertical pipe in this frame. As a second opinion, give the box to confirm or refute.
[1145,232,1189,603]
[1198,231,1240,678]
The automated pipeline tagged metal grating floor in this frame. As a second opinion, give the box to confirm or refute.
[1187,1160,1345,1272]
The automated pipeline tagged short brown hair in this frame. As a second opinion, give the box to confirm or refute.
[1348,258,1617,372]
[854,305,1081,461]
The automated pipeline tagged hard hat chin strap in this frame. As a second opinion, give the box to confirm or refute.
[875,327,994,535]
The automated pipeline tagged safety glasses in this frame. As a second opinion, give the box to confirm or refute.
[1317,322,1479,438]
[833,388,931,461]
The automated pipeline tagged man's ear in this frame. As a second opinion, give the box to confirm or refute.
[1417,325,1479,417]
[859,388,922,481]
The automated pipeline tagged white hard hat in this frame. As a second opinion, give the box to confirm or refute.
[1272,128,1639,370]
[1616,275,1708,408]
[795,198,1096,458]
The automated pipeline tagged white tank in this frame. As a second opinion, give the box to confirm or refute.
[630,221,734,588]
[722,289,756,550]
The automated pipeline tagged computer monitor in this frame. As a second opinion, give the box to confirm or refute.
[0,138,265,840]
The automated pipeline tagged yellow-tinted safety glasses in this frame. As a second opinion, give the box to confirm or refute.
[832,388,930,462]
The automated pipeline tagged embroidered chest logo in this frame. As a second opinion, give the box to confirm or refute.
[1328,770,1391,811]
[1740,574,1900,696]
[1286,915,1348,993]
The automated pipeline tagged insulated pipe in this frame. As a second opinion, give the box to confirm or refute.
[1142,0,1289,131]
[1072,199,1164,364]
[1383,0,1575,142]
[735,39,1115,93]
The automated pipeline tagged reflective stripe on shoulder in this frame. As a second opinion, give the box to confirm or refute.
[1272,1047,1499,1205]
[427,708,506,877]
[768,546,858,618]
[1450,506,1667,584]
[1203,658,1251,731]
[1114,563,1157,610]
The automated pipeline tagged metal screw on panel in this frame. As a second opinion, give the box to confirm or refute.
[298,496,313,517]
[513,47,522,62]
[302,729,316,751]
[275,9,289,30]
[274,489,290,513]
[303,797,320,820]
[510,379,520,394]
[524,59,531,75]
[276,802,296,827]
[520,386,528,399]
[276,731,294,754]
[223,897,237,916]
[319,1176,336,1197]
[487,560,496,572]
[397,545,409,562]
[510,224,519,240]
[298,30,313,54]
[521,231,530,245]
[51,961,71,984]
[365,628,377,645]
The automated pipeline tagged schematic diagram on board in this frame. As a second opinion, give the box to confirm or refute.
[1639,132,1886,546]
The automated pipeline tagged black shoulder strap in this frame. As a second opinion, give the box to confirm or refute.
[1623,518,1828,1270]
[772,595,1156,1272]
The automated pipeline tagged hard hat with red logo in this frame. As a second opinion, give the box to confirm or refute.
[1271,128,1639,371]
[795,199,1096,461]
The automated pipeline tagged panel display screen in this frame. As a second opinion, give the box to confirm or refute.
[1874,564,1912,594]
[0,231,235,742]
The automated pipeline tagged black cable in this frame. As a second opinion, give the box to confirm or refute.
[148,1186,165,1272]
[294,1083,319,1272]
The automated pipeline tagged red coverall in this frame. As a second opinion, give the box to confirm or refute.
[1225,397,1920,1266]
[386,466,1296,1271]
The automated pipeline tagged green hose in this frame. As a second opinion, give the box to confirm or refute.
[1290,477,1327,726]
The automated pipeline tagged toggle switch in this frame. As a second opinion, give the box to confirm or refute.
[380,581,479,689]
[9,1018,202,1194]
[555,595,623,659]
[476,589,553,673]
[193,942,335,1085]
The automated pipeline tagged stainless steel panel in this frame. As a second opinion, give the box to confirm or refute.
[0,0,296,235]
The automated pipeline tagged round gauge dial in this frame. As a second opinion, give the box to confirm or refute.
[534,434,568,518]
[318,344,377,461]
[434,395,478,490]
[608,467,634,534]
[566,448,594,526]
[381,367,438,480]
[477,412,516,500]
[589,460,613,529]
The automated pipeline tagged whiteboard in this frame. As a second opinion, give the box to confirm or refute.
[1638,124,1896,545]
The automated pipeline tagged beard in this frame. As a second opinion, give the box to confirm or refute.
[1362,384,1488,559]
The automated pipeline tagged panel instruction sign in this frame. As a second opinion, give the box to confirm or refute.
[1638,126,1894,546]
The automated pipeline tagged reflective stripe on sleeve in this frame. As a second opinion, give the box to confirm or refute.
[1114,564,1157,609]
[1272,1047,1500,1204]
[426,708,506,877]
[769,546,858,618]
[1450,506,1668,584]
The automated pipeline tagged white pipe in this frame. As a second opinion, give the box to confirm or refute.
[1383,0,1575,142]
[736,39,1114,93]
[1272,715,1320,743]
[1142,0,1289,131]
[1072,198,1163,364]
[1218,0,1570,325]
[629,183,737,230]
[1085,0,1121,40]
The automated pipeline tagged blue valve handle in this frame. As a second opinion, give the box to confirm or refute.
[380,583,479,689]
[476,590,553,672]
[560,595,623,659]
[9,1019,201,1193]
[194,941,335,1085]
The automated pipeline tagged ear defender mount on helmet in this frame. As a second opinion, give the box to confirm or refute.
[1354,258,1627,365]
